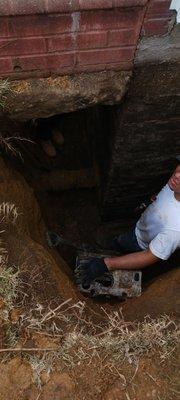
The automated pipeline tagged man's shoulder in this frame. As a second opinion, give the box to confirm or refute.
[161,229,180,240]
[156,184,171,199]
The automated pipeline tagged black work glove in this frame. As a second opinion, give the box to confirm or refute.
[75,257,109,288]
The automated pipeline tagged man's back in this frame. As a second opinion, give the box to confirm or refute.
[136,184,180,260]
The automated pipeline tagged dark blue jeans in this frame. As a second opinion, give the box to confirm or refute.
[113,228,142,254]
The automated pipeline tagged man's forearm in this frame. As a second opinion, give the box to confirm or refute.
[104,249,159,271]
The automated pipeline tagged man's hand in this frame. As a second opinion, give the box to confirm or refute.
[75,250,159,289]
[75,257,109,287]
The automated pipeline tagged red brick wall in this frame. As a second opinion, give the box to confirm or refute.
[0,0,174,79]
[142,0,175,36]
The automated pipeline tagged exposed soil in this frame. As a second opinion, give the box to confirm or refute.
[0,157,78,306]
[0,347,179,400]
[0,113,179,399]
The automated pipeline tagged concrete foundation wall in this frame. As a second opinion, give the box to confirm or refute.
[100,61,180,220]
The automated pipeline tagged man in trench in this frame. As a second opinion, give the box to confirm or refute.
[76,161,180,287]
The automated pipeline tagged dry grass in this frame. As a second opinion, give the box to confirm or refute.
[15,300,179,363]
[0,79,11,109]
[0,133,34,159]
[0,201,19,294]
[27,353,54,388]
[59,312,179,365]
[0,237,7,266]
[21,305,179,388]
[19,300,179,360]
[0,202,19,225]
[0,201,19,265]
[0,266,19,308]
[0,202,21,347]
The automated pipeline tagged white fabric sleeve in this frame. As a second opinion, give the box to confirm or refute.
[149,230,180,260]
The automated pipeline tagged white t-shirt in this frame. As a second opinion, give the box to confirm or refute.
[135,184,180,260]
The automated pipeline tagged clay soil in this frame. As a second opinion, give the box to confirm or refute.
[0,116,179,400]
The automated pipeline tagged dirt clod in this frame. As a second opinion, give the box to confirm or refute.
[41,372,75,400]
[0,357,32,400]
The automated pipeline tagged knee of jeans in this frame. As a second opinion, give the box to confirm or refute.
[110,237,119,251]
[116,234,126,246]
[116,233,137,253]
[112,236,125,252]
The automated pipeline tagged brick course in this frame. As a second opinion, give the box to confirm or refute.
[47,35,73,53]
[77,47,135,66]
[143,18,172,36]
[79,9,143,32]
[12,55,47,72]
[0,38,46,56]
[8,15,72,37]
[147,0,172,15]
[108,29,139,46]
[142,0,175,36]
[0,0,173,79]
[0,57,13,73]
[76,32,107,50]
[0,18,9,37]
[0,1,148,16]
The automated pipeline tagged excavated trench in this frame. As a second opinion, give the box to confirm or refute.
[1,106,117,273]
[1,104,180,321]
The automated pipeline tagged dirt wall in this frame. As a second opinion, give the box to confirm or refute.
[0,156,78,306]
